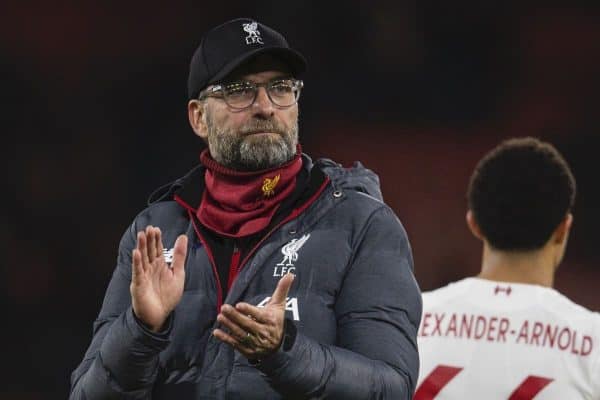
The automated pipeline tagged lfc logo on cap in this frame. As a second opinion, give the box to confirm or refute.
[262,174,280,197]
[243,22,263,45]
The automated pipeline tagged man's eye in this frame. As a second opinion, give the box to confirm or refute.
[270,82,293,95]
[225,84,253,97]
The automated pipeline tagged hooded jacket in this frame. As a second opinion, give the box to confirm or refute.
[70,155,422,399]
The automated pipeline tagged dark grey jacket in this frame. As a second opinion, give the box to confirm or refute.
[70,156,422,399]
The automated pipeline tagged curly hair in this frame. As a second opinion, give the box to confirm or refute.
[467,137,576,251]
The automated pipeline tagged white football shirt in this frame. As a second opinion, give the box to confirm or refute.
[416,278,600,399]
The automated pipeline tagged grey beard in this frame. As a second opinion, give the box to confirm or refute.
[206,116,299,171]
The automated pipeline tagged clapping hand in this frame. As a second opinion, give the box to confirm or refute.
[213,273,295,360]
[130,226,188,332]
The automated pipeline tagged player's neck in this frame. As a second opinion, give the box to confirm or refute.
[477,243,555,288]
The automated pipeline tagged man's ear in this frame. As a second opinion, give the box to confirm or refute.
[466,210,484,241]
[188,100,208,140]
[552,213,573,245]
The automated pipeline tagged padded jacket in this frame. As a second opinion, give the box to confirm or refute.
[70,155,422,399]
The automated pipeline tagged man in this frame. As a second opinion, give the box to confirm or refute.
[415,138,600,399]
[70,18,421,399]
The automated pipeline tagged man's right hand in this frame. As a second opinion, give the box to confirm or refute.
[130,226,187,332]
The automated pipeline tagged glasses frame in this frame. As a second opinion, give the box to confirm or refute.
[197,78,304,110]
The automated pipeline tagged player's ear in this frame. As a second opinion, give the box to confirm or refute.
[552,212,573,245]
[466,210,484,241]
[188,99,209,140]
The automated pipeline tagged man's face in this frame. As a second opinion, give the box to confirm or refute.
[200,69,299,171]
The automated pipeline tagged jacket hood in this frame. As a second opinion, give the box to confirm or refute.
[314,158,383,202]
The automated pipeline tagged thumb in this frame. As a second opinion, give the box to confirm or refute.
[269,273,295,306]
[171,234,188,277]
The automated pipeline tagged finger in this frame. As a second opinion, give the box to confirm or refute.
[217,313,248,340]
[213,329,253,357]
[171,235,188,277]
[155,227,164,260]
[269,273,295,306]
[221,304,263,333]
[146,226,156,263]
[213,328,239,347]
[131,248,144,283]
[137,231,150,267]
[235,303,265,323]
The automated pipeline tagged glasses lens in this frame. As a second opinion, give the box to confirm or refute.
[268,79,300,107]
[222,82,256,109]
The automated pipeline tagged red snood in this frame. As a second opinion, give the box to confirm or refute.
[197,148,303,237]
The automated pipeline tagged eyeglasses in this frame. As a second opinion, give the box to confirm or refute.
[198,78,303,110]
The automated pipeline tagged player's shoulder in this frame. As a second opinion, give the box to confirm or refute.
[542,287,600,325]
[422,277,478,308]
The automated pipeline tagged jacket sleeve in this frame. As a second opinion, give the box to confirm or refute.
[257,205,422,399]
[69,222,172,400]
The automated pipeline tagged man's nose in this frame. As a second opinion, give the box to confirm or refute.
[251,87,275,116]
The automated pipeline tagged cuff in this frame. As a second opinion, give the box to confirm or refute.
[98,308,172,391]
[255,319,301,373]
[132,309,174,340]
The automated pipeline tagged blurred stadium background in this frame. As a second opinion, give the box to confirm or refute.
[2,1,599,398]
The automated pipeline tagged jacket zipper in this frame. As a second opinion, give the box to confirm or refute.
[227,244,241,291]
[175,175,330,311]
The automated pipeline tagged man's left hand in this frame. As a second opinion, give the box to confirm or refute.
[213,273,295,360]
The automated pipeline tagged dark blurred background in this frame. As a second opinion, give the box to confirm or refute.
[2,1,599,398]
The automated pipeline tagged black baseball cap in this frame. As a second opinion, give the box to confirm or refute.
[187,18,307,100]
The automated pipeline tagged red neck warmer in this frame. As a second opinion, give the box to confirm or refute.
[197,147,303,238]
